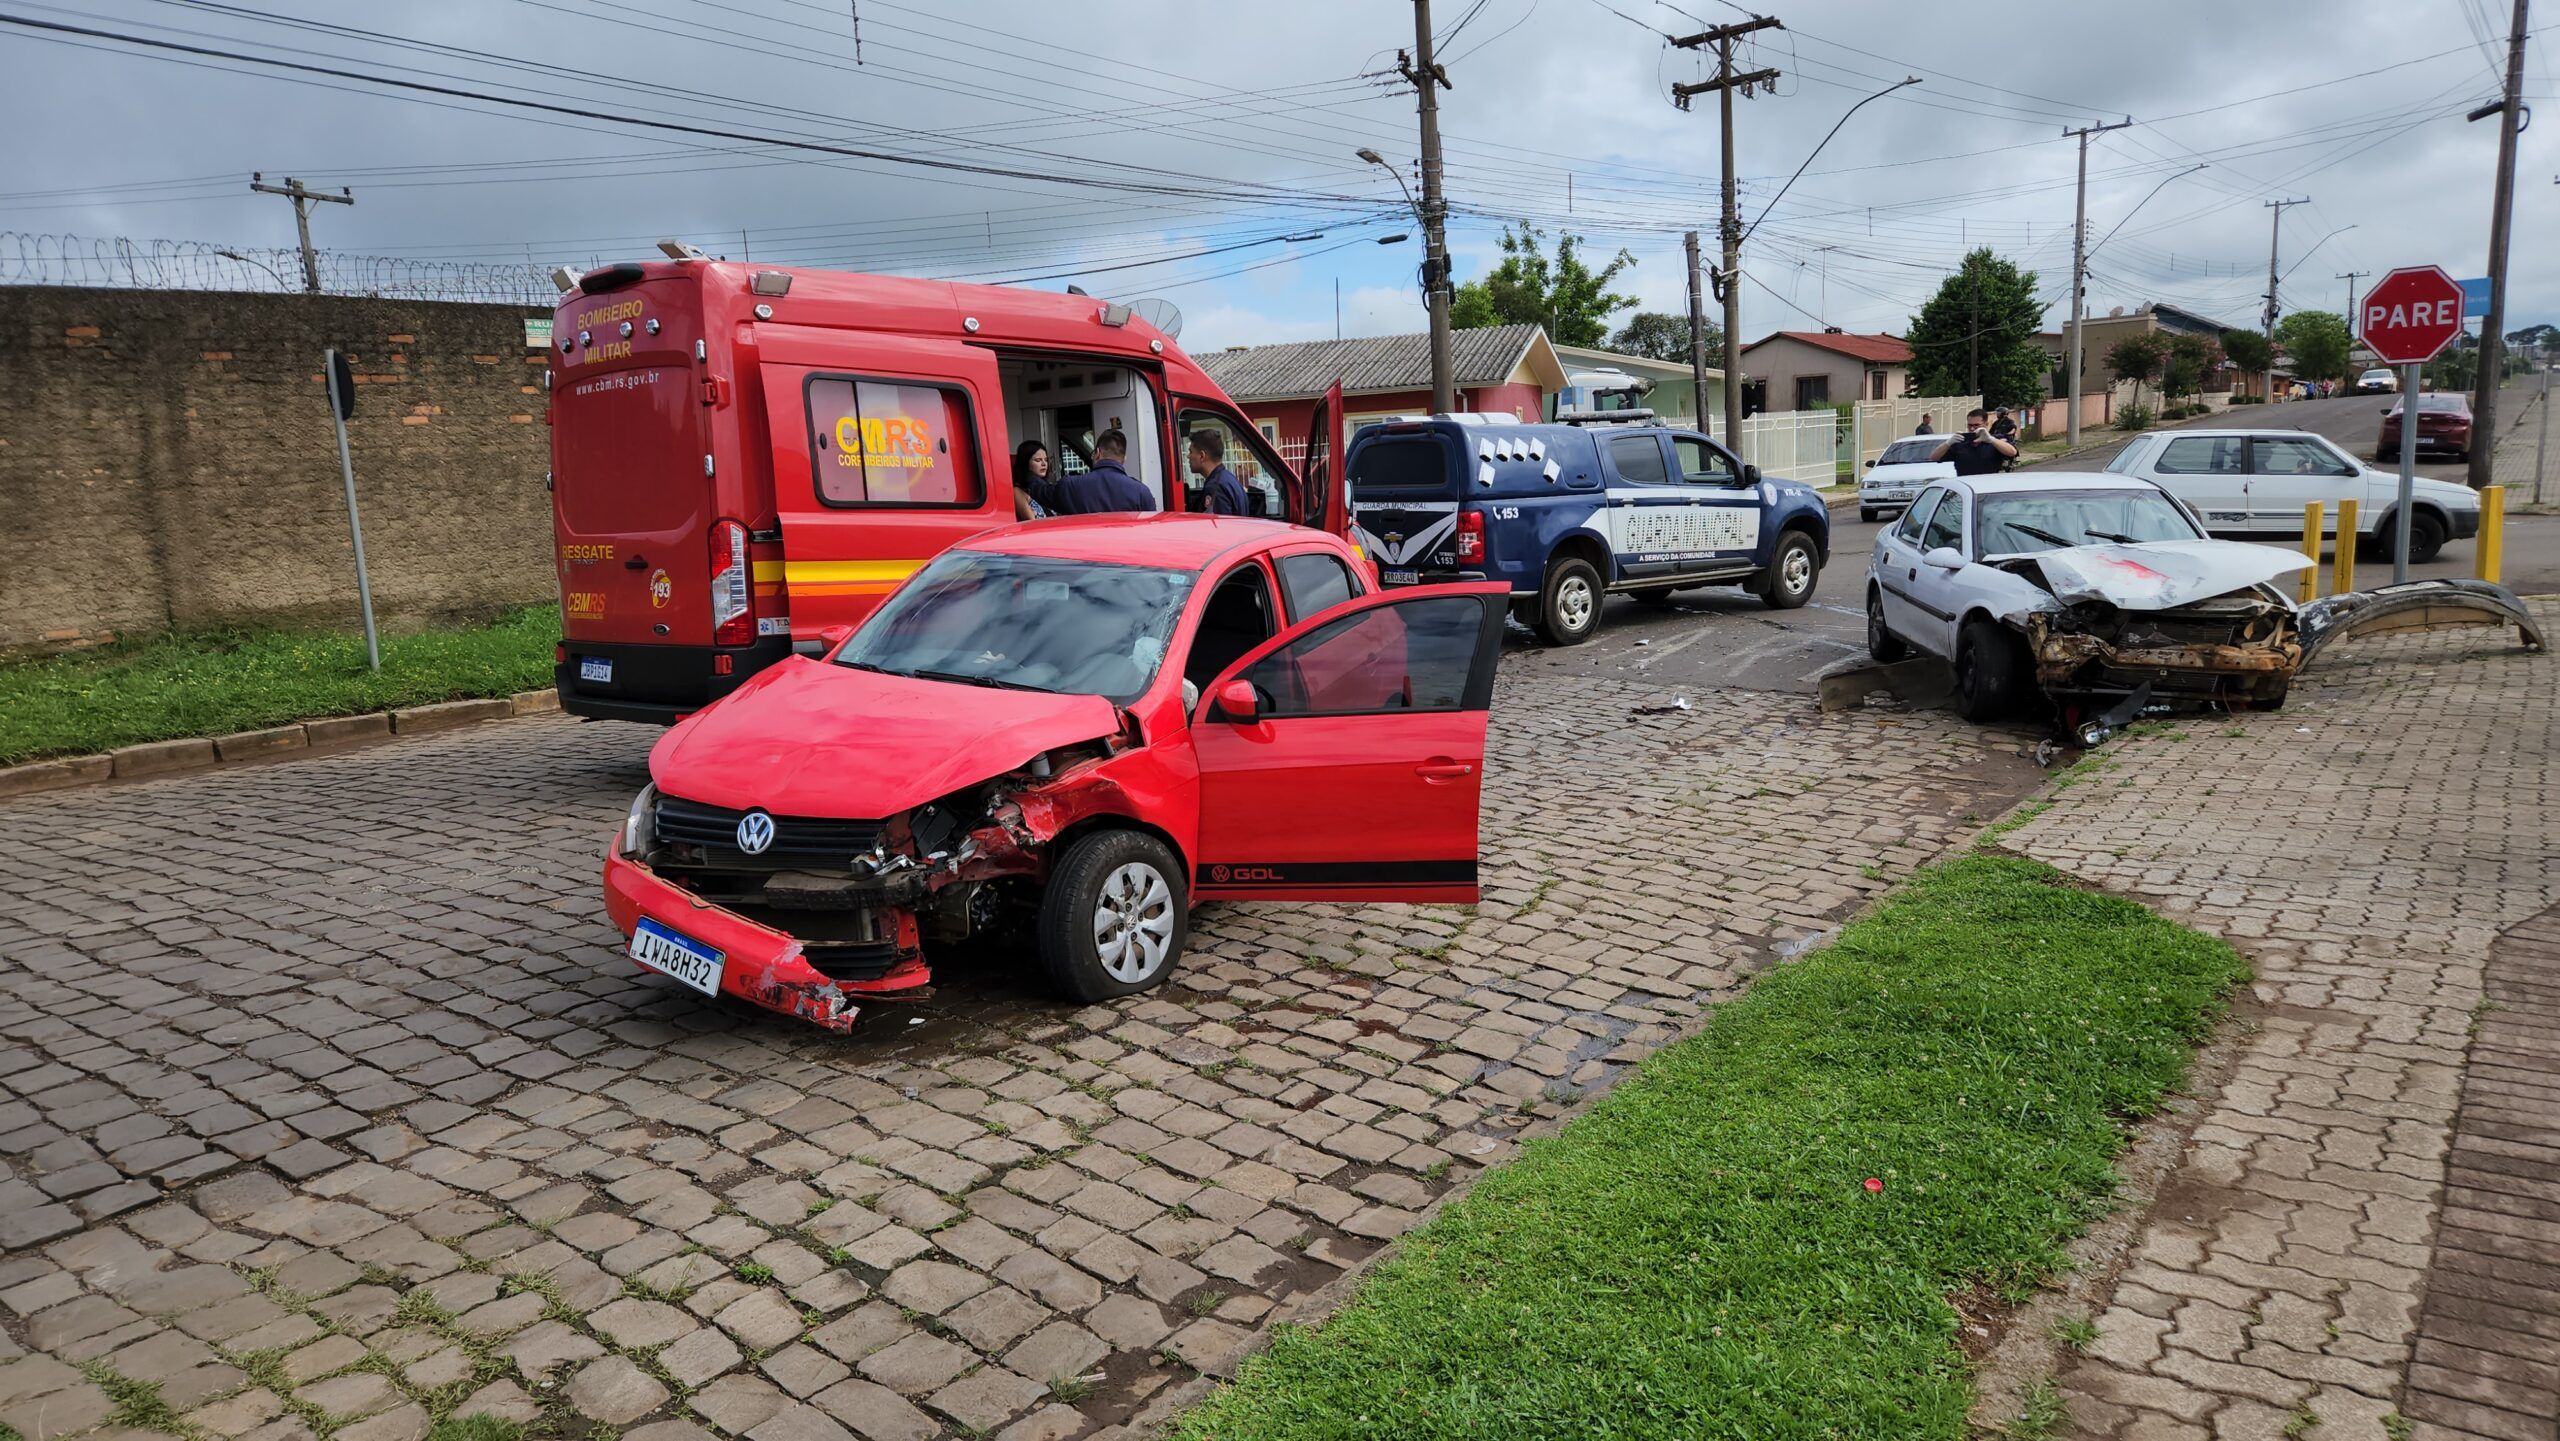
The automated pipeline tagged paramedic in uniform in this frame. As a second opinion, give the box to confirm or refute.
[1021,428,1157,515]
[1186,430,1250,516]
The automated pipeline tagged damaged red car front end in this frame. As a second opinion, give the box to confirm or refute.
[603,653,1158,1031]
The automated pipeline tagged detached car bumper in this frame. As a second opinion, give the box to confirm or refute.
[602,841,927,1031]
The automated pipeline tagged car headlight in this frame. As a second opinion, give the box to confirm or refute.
[622,783,657,855]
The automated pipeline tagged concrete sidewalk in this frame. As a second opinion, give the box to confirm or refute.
[2009,601,2558,1440]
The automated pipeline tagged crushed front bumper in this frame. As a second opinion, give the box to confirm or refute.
[602,841,930,1032]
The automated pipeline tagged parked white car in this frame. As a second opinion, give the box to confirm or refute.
[2355,368,2397,393]
[1863,474,2315,722]
[2103,427,2479,563]
[1858,434,1956,522]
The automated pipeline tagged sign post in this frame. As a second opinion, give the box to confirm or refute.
[2355,266,2466,584]
[324,348,381,672]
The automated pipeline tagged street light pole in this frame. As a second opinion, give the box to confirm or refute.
[2063,119,2132,446]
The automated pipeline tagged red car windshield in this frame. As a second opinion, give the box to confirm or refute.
[836,550,1196,703]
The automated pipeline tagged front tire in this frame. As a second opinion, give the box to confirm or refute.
[1860,506,1880,523]
[1953,618,2027,722]
[1866,587,1907,663]
[1536,556,1604,646]
[1038,830,1188,1002]
[1760,530,1820,611]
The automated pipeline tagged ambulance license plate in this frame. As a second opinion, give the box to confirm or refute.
[1383,568,1420,586]
[580,656,613,683]
[630,919,722,996]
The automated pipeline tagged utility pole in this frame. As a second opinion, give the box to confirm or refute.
[1399,3,1456,416]
[1673,15,1781,449]
[2336,270,2369,331]
[2064,118,2130,445]
[1684,230,1714,423]
[2260,197,2310,401]
[2469,0,2529,488]
[248,174,352,293]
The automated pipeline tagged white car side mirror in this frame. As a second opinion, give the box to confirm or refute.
[1922,546,1967,571]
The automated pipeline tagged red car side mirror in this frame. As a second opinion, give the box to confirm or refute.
[817,624,856,654]
[1214,679,1260,723]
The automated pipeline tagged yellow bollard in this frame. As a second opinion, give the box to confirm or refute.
[2478,485,2505,584]
[2299,502,2324,602]
[2333,498,2358,595]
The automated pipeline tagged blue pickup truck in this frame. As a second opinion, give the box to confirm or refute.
[1346,416,1832,645]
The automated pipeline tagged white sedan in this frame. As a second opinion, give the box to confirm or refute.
[1857,435,1956,522]
[1863,474,2314,722]
[2103,427,2478,562]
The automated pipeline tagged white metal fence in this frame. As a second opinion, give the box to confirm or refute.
[1708,409,1841,486]
[1852,394,1983,469]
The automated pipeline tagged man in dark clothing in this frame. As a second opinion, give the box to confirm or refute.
[1022,428,1156,514]
[1914,414,1936,435]
[1932,408,2018,477]
[1989,407,2019,444]
[1186,430,1250,516]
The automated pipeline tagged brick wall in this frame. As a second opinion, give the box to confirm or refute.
[0,287,554,652]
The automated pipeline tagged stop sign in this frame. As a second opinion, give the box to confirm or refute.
[2358,266,2465,365]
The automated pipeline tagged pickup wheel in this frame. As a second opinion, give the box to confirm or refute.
[1759,531,1820,611]
[1953,618,2026,722]
[1866,586,1907,663]
[1037,830,1188,1002]
[1535,556,1604,645]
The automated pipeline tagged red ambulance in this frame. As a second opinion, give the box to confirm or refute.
[546,257,1345,722]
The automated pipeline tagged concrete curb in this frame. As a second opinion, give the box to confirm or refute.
[0,689,561,800]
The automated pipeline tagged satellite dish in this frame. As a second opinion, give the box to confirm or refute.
[1127,297,1184,340]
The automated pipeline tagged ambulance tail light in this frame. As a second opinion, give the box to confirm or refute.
[709,519,753,647]
[1455,508,1486,564]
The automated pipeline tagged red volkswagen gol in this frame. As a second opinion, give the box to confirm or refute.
[603,515,1505,1031]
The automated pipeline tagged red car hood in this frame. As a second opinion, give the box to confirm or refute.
[648,657,1123,818]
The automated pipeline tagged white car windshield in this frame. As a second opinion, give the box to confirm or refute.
[836,551,1195,703]
[1976,489,2201,556]
[1879,439,1941,465]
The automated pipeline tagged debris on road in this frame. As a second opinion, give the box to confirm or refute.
[1630,696,1692,715]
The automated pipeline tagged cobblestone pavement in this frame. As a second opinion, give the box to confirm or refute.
[2009,601,2558,1441]
[0,668,2037,1441]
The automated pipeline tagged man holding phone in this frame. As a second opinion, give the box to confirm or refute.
[1931,408,2018,477]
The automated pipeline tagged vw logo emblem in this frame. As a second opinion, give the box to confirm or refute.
[735,810,776,855]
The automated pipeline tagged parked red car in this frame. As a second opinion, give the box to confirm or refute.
[2376,391,2473,462]
[603,514,1506,1031]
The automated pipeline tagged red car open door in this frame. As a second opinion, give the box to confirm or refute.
[1300,380,1347,541]
[1189,583,1506,904]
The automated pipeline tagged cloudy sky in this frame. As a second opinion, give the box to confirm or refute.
[1,0,2549,353]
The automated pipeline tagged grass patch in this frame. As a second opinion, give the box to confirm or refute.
[0,605,559,764]
[77,1363,185,1435]
[1175,855,2246,1440]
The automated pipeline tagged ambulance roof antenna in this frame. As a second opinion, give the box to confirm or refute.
[849,1,863,64]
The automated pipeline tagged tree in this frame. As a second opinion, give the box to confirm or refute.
[1448,223,1637,348]
[2220,329,2274,378]
[1903,248,2049,408]
[2275,310,2351,386]
[2161,333,2223,404]
[1608,310,1725,368]
[2105,332,2172,412]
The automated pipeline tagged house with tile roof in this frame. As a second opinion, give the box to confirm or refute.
[1735,331,1914,414]
[1194,324,1569,446]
